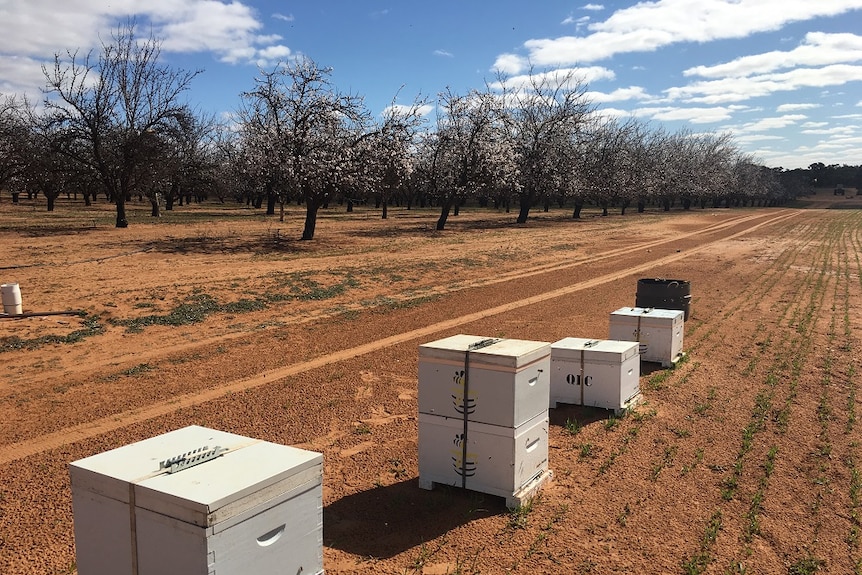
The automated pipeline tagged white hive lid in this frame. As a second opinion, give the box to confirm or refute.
[467,338,551,369]
[552,337,639,361]
[69,425,322,526]
[611,307,683,320]
[418,334,500,360]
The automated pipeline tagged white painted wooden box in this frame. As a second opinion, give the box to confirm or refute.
[608,307,685,367]
[69,425,323,575]
[550,337,641,412]
[418,334,551,428]
[417,411,548,505]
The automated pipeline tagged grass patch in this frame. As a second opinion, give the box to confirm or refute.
[604,412,623,431]
[681,510,722,575]
[122,363,155,377]
[354,423,371,435]
[507,498,535,530]
[564,418,582,435]
[0,313,103,353]
[113,294,265,333]
[650,445,677,481]
[788,556,824,574]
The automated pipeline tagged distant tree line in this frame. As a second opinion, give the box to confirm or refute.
[0,23,853,239]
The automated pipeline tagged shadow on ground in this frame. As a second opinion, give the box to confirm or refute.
[548,403,615,428]
[324,477,506,559]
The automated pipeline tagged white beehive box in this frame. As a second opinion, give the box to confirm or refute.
[550,337,641,412]
[609,307,685,367]
[69,425,323,575]
[417,411,549,507]
[418,334,551,428]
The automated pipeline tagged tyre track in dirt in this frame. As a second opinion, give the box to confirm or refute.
[0,209,800,465]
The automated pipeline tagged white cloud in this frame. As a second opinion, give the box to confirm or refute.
[0,55,48,101]
[434,50,454,58]
[595,107,631,118]
[496,1,862,74]
[383,103,435,118]
[737,114,808,132]
[562,15,591,26]
[492,53,529,75]
[684,32,862,79]
[800,125,858,135]
[664,64,862,104]
[734,134,786,143]
[0,0,292,71]
[273,13,295,22]
[582,4,604,11]
[490,66,615,92]
[254,45,293,68]
[586,86,651,103]
[631,106,737,124]
[777,103,821,112]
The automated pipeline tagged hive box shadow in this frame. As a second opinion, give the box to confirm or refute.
[548,403,614,428]
[324,477,506,558]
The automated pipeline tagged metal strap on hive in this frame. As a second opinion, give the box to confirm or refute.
[460,338,502,489]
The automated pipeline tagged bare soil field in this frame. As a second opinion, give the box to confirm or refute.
[1,194,861,574]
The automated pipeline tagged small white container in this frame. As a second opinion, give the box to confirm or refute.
[418,334,551,428]
[609,307,685,367]
[417,411,548,506]
[1,282,22,315]
[69,425,323,575]
[550,337,641,412]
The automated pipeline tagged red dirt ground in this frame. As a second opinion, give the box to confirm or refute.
[1,194,860,574]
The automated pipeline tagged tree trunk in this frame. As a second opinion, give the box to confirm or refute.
[266,193,277,215]
[436,200,452,231]
[150,198,161,217]
[116,196,129,228]
[347,199,354,213]
[637,200,645,213]
[46,193,56,212]
[11,192,19,204]
[516,194,531,224]
[572,201,583,219]
[382,201,388,219]
[302,200,320,240]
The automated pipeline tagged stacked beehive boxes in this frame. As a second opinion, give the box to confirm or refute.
[69,425,323,575]
[549,337,641,413]
[417,334,552,508]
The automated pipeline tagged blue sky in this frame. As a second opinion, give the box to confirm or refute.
[1,0,861,170]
